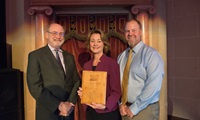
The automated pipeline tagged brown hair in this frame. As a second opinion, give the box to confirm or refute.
[85,29,110,54]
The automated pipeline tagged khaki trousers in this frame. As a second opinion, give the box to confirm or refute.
[122,102,159,120]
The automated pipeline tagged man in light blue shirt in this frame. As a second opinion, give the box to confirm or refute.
[117,19,164,120]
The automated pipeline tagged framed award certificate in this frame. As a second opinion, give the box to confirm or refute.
[81,70,107,105]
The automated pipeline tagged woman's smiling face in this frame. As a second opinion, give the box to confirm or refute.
[89,33,104,55]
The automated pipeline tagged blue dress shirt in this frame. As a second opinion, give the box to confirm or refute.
[117,41,164,115]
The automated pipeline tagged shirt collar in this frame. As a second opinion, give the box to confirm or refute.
[48,44,63,52]
[132,41,144,53]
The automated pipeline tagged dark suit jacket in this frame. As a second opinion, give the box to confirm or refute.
[83,54,121,113]
[27,45,80,120]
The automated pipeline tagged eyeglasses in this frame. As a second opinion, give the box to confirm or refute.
[47,31,65,37]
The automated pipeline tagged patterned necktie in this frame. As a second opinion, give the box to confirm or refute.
[121,49,133,105]
[55,49,64,70]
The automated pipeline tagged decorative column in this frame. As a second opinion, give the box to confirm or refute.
[28,6,53,49]
[131,4,167,120]
[131,5,155,45]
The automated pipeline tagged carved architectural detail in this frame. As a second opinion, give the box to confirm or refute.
[28,6,53,49]
[130,5,156,45]
[28,6,53,16]
[131,5,155,15]
[57,14,127,42]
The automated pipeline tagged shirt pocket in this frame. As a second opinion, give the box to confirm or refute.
[130,63,147,82]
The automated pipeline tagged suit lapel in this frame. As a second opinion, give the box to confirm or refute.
[44,45,66,77]
[62,51,69,78]
[44,45,59,66]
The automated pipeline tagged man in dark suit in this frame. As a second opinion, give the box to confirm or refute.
[27,23,81,120]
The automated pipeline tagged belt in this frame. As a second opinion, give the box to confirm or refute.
[125,102,132,106]
[125,101,159,106]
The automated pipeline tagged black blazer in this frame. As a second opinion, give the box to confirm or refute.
[27,45,80,120]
